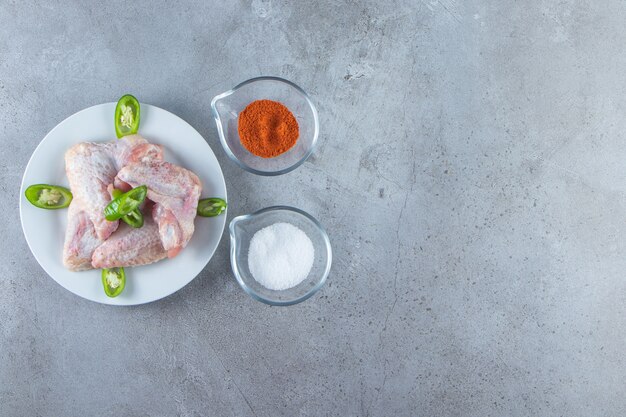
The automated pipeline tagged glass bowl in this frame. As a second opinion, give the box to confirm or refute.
[229,206,332,306]
[211,76,319,176]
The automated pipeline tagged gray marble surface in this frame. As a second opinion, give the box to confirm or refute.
[2,1,626,416]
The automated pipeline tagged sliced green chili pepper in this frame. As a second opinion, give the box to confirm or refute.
[122,209,144,228]
[112,189,144,228]
[197,198,227,217]
[104,185,147,221]
[115,94,140,138]
[25,184,73,209]
[102,267,126,297]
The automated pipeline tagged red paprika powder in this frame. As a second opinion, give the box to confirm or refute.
[238,99,299,158]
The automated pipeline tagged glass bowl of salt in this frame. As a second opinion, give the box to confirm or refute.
[229,206,332,306]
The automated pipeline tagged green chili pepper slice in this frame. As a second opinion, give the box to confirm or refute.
[112,189,144,228]
[25,184,73,209]
[115,94,140,138]
[197,198,227,217]
[102,267,126,297]
[122,209,144,228]
[104,185,147,221]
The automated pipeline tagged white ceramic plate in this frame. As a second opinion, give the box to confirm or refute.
[19,103,227,305]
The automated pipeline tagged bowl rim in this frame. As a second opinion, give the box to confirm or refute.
[229,205,332,306]
[210,76,320,176]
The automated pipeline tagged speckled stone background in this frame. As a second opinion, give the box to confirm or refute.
[2,1,626,416]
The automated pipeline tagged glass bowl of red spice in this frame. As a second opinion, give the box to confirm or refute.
[211,76,319,176]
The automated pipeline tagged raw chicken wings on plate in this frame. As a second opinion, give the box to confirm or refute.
[62,134,201,271]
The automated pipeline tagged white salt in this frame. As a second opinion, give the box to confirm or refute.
[248,222,315,291]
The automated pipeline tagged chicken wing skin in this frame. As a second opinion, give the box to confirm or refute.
[62,202,101,271]
[91,214,167,269]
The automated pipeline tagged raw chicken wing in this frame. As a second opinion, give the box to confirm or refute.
[92,213,167,268]
[116,160,202,258]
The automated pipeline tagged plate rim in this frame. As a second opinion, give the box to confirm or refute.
[19,102,227,306]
